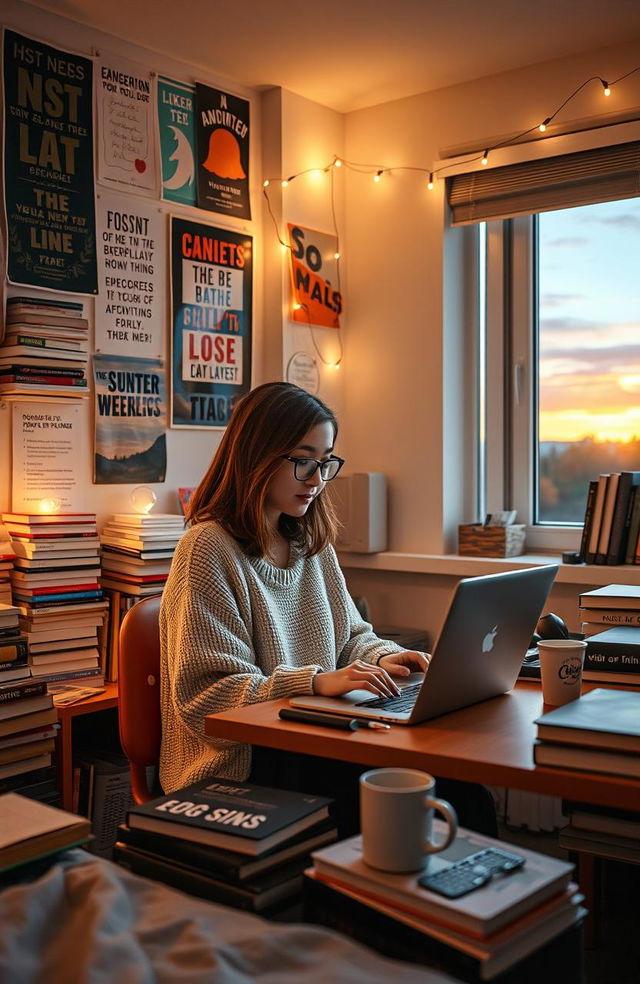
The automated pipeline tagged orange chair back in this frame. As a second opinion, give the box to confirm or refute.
[118,595,162,804]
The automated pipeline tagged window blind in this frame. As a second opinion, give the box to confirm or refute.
[448,140,640,225]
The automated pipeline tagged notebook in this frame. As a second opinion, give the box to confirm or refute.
[291,565,558,724]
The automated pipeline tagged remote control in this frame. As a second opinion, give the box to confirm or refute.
[418,847,525,899]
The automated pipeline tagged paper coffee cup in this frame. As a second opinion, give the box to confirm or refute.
[538,638,586,706]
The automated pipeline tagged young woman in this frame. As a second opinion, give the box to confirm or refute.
[159,381,427,794]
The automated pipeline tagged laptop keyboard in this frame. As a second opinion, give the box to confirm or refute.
[356,682,422,711]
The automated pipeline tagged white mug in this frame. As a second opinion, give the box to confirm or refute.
[360,768,458,873]
[538,638,587,706]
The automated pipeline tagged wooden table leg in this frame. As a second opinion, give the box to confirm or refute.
[56,716,74,812]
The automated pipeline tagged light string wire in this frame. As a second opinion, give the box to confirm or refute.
[263,65,640,366]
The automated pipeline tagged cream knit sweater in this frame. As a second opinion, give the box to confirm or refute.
[159,521,403,791]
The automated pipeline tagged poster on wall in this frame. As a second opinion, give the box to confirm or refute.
[158,76,196,207]
[170,216,252,429]
[195,83,251,219]
[93,354,167,484]
[287,223,342,329]
[2,29,97,294]
[11,402,87,511]
[96,51,157,193]
[95,193,165,357]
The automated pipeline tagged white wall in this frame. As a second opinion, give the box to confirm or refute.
[0,0,263,526]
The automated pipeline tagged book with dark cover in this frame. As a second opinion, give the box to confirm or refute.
[585,474,609,564]
[0,638,29,664]
[127,778,332,856]
[579,584,640,610]
[584,626,640,674]
[578,480,597,564]
[113,842,305,913]
[0,693,53,721]
[303,874,585,984]
[0,679,48,705]
[625,488,640,564]
[606,472,640,565]
[595,473,619,564]
[117,817,338,882]
[534,687,640,752]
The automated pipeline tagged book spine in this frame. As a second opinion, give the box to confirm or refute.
[578,607,640,626]
[578,480,598,563]
[607,473,640,565]
[0,681,48,703]
[586,474,609,564]
[0,364,85,377]
[595,473,619,564]
[584,640,640,674]
[0,639,29,662]
[35,667,103,683]
[25,591,103,604]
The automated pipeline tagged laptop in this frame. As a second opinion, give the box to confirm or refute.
[290,565,558,724]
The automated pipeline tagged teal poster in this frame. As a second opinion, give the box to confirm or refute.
[158,76,196,207]
[2,29,97,294]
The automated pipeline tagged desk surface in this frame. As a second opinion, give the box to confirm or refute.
[204,681,639,812]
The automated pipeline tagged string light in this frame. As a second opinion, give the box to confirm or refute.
[263,179,270,187]
[281,179,289,188]
[373,169,382,182]
[334,158,342,167]
[601,78,611,96]
[481,150,489,165]
[538,117,551,132]
[334,251,340,260]
[427,173,434,190]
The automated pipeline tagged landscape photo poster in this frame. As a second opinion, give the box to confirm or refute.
[95,192,165,358]
[158,76,196,207]
[195,83,251,219]
[3,29,97,294]
[170,215,252,429]
[96,51,157,193]
[93,354,167,484]
[287,223,342,329]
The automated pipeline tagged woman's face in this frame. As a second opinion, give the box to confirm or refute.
[264,420,336,526]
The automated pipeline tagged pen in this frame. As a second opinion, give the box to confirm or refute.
[279,708,391,731]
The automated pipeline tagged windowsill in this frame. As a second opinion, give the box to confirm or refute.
[337,551,640,586]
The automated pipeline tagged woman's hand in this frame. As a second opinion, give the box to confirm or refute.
[312,659,402,698]
[377,650,431,678]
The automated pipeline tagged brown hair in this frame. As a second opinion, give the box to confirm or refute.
[186,382,341,556]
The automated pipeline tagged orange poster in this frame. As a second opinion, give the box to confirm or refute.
[287,224,342,329]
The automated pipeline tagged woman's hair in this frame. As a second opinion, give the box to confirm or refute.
[186,382,341,556]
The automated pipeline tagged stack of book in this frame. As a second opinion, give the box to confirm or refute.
[0,602,30,686]
[115,778,337,916]
[579,584,640,685]
[0,678,58,790]
[0,529,14,606]
[2,513,107,687]
[559,800,640,864]
[0,792,91,875]
[579,471,640,565]
[0,295,89,399]
[100,514,184,681]
[533,687,640,780]
[306,826,582,983]
[100,513,185,597]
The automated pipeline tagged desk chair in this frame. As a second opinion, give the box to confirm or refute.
[118,595,162,804]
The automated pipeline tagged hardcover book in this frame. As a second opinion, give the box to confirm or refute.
[584,626,640,674]
[533,741,640,778]
[127,778,332,856]
[0,792,91,871]
[0,693,53,722]
[579,584,640,610]
[310,825,573,939]
[535,688,640,752]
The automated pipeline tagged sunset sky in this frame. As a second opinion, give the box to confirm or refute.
[539,197,640,443]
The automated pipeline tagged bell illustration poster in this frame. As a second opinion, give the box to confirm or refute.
[195,83,251,219]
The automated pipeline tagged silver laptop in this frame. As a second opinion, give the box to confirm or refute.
[291,565,558,724]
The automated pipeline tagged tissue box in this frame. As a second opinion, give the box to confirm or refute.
[458,523,526,558]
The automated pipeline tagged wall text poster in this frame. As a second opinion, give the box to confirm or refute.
[93,354,166,484]
[170,216,252,429]
[195,84,250,219]
[96,51,157,193]
[95,193,165,357]
[288,224,342,329]
[158,76,196,207]
[3,29,97,294]
[12,402,87,511]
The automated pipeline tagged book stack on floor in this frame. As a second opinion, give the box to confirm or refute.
[0,602,30,685]
[115,778,338,916]
[0,295,89,399]
[579,584,640,685]
[100,513,184,681]
[0,528,15,606]
[0,678,58,792]
[2,512,107,687]
[305,825,583,983]
[559,800,640,864]
[0,793,91,877]
[579,471,640,565]
[533,688,640,780]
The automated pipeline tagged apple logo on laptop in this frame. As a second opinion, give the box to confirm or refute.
[482,625,498,653]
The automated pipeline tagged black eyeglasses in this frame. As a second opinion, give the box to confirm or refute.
[281,455,345,482]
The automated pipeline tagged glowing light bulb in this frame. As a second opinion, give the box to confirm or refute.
[334,251,340,260]
[334,158,342,168]
[293,302,302,311]
[281,179,289,188]
[280,243,288,253]
[263,179,270,187]
[603,84,611,96]
[481,150,489,166]
[39,497,62,514]
[333,362,341,371]
[538,123,546,132]
[373,170,382,183]
[130,486,156,515]
[427,173,434,191]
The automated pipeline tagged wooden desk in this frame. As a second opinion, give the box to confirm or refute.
[204,681,639,812]
[55,683,119,811]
